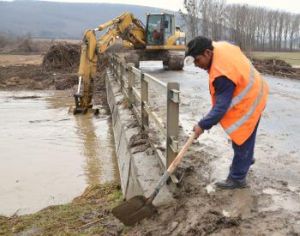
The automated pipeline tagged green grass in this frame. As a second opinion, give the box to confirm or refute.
[250,51,300,67]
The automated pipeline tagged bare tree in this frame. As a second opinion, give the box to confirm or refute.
[283,12,291,50]
[180,0,202,40]
[208,0,227,40]
[289,14,300,50]
[181,0,300,51]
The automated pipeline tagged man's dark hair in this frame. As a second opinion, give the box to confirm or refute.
[185,36,213,58]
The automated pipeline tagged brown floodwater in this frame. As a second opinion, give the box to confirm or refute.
[0,90,118,216]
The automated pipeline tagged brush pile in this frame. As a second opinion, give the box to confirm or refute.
[251,58,299,79]
[42,43,80,71]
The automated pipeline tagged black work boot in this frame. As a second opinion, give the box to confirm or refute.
[215,177,247,189]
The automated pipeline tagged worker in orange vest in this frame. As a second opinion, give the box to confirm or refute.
[185,36,269,189]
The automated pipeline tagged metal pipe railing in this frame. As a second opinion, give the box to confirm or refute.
[108,54,180,170]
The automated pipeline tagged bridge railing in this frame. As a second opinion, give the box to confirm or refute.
[108,54,180,172]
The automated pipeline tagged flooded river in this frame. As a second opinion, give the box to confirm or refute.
[0,90,117,216]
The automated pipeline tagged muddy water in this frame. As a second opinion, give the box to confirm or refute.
[0,90,117,216]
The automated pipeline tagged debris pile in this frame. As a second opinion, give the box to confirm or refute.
[251,58,299,79]
[42,43,80,71]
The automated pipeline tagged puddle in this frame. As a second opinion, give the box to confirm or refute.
[260,193,300,213]
[0,90,118,216]
[263,188,280,195]
[260,187,300,213]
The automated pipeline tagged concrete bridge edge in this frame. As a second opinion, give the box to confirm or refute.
[105,70,175,206]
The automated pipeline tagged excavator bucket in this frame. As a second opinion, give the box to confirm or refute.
[73,94,87,115]
[73,95,98,115]
[73,76,99,115]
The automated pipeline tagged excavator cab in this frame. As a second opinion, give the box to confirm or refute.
[73,12,185,115]
[146,13,175,45]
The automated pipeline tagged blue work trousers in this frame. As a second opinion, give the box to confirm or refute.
[229,120,260,180]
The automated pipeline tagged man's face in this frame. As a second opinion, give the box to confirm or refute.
[194,49,213,70]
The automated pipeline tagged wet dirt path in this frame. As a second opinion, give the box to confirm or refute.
[137,62,300,233]
[0,90,117,216]
[143,63,300,185]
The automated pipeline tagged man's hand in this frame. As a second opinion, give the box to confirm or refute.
[193,124,203,139]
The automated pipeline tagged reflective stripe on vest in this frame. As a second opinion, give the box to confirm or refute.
[225,76,264,135]
[229,62,255,109]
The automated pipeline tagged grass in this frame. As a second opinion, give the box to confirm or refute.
[0,182,124,236]
[250,51,300,67]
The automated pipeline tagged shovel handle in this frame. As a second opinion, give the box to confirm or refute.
[167,132,196,174]
[148,132,196,202]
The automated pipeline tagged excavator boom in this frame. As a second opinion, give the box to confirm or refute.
[73,12,185,115]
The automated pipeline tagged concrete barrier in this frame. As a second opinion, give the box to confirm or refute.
[105,70,174,206]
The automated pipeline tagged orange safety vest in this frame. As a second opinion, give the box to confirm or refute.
[209,42,269,145]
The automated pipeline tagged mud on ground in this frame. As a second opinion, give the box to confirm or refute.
[1,44,299,235]
[251,57,300,79]
[0,43,81,90]
[2,129,297,235]
[0,64,78,90]
[121,129,299,235]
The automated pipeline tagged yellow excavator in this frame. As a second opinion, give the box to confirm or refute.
[73,12,186,114]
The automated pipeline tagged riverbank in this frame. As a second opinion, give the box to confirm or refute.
[0,183,124,235]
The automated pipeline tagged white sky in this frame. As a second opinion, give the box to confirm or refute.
[3,0,300,13]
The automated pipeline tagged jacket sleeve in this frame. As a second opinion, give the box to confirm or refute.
[198,76,235,130]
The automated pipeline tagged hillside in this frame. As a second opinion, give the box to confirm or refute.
[0,1,177,39]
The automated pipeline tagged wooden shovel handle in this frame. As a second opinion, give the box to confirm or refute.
[147,132,196,202]
[167,132,196,174]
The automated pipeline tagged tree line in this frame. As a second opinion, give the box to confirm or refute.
[180,0,300,51]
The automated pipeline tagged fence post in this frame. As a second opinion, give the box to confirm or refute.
[111,57,115,78]
[126,63,134,108]
[120,63,125,92]
[116,58,119,80]
[141,72,149,130]
[166,83,180,168]
[109,56,112,74]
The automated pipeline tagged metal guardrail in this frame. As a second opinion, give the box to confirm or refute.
[108,54,180,170]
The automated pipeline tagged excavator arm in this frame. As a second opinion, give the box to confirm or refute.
[73,12,186,114]
[73,12,147,114]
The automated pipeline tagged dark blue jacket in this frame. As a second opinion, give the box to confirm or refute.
[198,76,235,130]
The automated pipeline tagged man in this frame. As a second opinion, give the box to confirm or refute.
[184,36,269,189]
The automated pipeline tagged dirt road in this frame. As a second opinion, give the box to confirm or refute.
[136,62,300,235]
[0,55,42,66]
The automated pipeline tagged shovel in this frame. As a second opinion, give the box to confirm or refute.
[112,132,196,226]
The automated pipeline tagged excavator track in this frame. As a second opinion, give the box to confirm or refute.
[163,51,185,70]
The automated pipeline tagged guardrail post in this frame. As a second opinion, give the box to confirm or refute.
[141,72,149,130]
[116,59,120,82]
[166,83,180,168]
[115,58,118,80]
[111,57,115,78]
[109,56,112,74]
[120,63,125,91]
[126,63,134,108]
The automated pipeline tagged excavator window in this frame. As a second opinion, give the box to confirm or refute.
[146,15,164,45]
[164,20,169,28]
[163,15,173,43]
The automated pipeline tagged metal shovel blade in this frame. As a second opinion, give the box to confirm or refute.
[112,195,157,226]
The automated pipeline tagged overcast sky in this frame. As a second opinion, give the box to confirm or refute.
[3,0,300,13]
